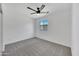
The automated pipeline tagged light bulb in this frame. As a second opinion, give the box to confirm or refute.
[37,14,40,15]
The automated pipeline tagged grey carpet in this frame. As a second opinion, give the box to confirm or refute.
[2,37,72,56]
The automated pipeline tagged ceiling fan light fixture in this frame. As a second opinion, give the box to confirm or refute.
[27,4,50,18]
[36,14,40,15]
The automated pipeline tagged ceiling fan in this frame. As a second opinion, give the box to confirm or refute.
[27,4,49,15]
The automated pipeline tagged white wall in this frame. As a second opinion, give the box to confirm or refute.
[35,8,72,47]
[0,4,2,55]
[0,13,1,55]
[72,3,79,56]
[2,4,34,45]
[2,3,72,50]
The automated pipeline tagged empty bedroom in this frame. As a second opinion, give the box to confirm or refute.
[0,3,78,56]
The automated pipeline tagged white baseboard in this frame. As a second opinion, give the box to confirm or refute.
[36,34,71,47]
[4,33,34,45]
[3,33,35,52]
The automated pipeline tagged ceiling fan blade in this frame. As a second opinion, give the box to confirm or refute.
[27,7,37,12]
[40,5,45,11]
[31,13,36,14]
[40,11,49,13]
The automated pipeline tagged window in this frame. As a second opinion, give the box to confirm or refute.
[40,19,48,31]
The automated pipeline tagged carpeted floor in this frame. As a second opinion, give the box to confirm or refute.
[2,37,72,56]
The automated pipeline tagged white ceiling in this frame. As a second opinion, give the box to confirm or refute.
[2,3,72,18]
[26,3,72,12]
[25,3,72,18]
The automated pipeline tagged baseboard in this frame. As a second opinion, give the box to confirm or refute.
[4,34,34,45]
[3,34,34,52]
[35,34,71,47]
